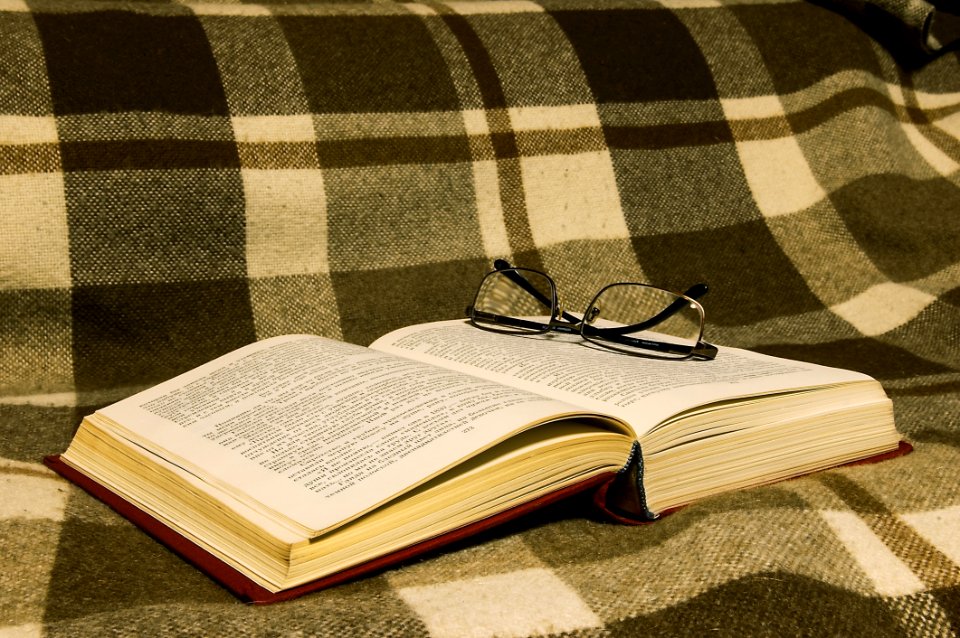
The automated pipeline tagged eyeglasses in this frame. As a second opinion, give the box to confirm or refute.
[466,260,718,360]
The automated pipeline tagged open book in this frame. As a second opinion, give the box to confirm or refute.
[47,320,904,603]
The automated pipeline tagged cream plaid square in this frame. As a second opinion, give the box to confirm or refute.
[398,567,601,638]
[242,168,329,277]
[736,136,827,217]
[831,282,936,336]
[521,151,628,248]
[0,173,70,290]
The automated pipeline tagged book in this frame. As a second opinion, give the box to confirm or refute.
[46,319,905,603]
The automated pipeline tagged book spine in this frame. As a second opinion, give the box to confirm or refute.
[592,441,658,523]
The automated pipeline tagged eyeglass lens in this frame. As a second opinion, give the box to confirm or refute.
[471,269,556,334]
[581,283,703,358]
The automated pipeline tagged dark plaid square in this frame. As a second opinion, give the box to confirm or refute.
[0,288,72,397]
[460,13,595,107]
[34,9,229,116]
[0,11,53,115]
[0,403,79,463]
[633,219,825,326]
[830,174,960,282]
[45,513,230,623]
[732,2,884,95]
[614,144,759,236]
[277,15,461,113]
[604,571,906,637]
[65,169,245,286]
[549,8,719,103]
[324,162,484,272]
[332,259,486,346]
[71,280,256,393]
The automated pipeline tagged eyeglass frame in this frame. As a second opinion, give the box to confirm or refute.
[465,260,719,361]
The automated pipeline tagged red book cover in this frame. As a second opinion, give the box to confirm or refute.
[43,454,615,604]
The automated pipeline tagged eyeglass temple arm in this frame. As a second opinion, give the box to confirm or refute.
[467,309,550,332]
[593,331,719,360]
[470,308,718,360]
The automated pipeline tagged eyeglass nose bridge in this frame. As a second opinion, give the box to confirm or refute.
[546,298,596,336]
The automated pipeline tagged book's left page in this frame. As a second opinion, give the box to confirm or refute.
[68,335,599,537]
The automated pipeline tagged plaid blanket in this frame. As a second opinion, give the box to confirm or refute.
[2,0,959,635]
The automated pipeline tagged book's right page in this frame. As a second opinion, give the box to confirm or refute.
[371,320,878,437]
[373,320,900,515]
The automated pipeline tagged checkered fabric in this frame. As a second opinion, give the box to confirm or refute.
[2,0,959,635]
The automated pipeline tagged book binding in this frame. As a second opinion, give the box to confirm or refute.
[592,441,658,523]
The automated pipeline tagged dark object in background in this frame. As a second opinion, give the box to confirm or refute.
[811,0,960,66]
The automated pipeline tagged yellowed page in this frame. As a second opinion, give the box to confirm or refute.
[89,335,608,536]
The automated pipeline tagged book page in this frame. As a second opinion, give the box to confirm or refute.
[370,320,875,437]
[94,335,608,535]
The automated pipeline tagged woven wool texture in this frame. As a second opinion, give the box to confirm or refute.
[1,0,959,635]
